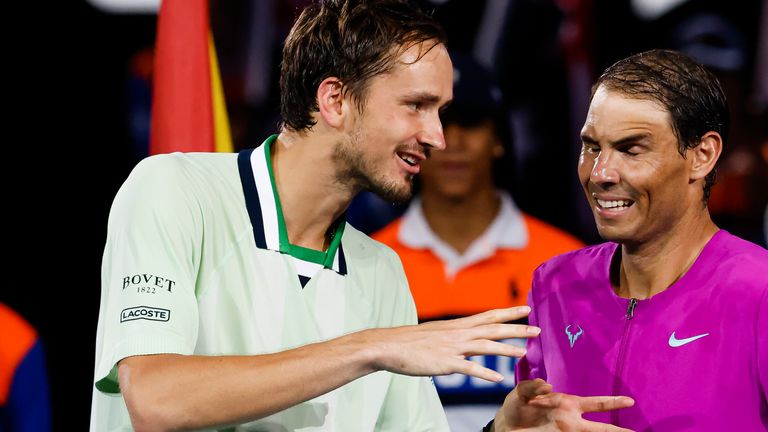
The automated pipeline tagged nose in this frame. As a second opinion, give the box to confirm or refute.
[590,149,619,186]
[417,112,446,151]
[443,124,464,152]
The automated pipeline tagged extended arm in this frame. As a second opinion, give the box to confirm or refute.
[120,307,537,431]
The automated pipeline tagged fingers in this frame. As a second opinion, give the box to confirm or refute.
[579,396,635,413]
[527,393,634,413]
[426,307,540,341]
[446,357,506,383]
[464,339,527,358]
[467,323,541,341]
[515,379,553,402]
[455,307,533,327]
[580,418,635,432]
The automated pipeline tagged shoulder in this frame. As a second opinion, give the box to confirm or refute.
[344,223,404,270]
[711,230,768,263]
[114,152,240,208]
[108,152,242,237]
[705,231,768,292]
[126,152,238,188]
[534,242,615,284]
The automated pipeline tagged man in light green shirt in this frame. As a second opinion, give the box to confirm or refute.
[91,1,631,431]
[92,136,454,431]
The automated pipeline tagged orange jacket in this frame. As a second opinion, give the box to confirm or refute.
[374,214,584,320]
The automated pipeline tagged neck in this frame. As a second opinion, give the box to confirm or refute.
[272,132,356,251]
[615,209,718,299]
[421,185,500,254]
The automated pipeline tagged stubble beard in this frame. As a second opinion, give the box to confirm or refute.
[333,124,414,204]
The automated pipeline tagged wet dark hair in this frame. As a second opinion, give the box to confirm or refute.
[592,49,729,202]
[279,0,446,132]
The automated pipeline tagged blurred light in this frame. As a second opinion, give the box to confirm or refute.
[87,0,160,14]
[631,0,690,20]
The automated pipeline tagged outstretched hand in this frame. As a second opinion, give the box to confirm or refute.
[363,307,539,382]
[493,379,635,432]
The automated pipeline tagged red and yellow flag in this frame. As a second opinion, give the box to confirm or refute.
[150,0,232,154]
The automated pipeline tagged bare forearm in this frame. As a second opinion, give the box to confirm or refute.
[120,331,376,431]
[119,307,536,431]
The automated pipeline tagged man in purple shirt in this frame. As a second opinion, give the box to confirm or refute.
[490,50,768,431]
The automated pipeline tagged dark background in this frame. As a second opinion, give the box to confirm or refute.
[3,0,765,428]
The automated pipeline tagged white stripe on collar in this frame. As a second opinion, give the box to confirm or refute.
[248,139,344,274]
[250,143,280,251]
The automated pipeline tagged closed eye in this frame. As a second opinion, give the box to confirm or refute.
[580,134,599,154]
[613,134,651,156]
[581,142,600,154]
[617,143,645,156]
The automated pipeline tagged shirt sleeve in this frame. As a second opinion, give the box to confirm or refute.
[373,248,450,431]
[516,266,547,383]
[94,154,202,394]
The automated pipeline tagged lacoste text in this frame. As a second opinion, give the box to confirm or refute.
[120,306,171,323]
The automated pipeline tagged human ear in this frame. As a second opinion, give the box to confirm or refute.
[316,77,345,129]
[690,131,722,182]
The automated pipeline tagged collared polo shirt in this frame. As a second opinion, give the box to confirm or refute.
[91,136,448,431]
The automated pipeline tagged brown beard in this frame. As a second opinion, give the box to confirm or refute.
[331,124,414,203]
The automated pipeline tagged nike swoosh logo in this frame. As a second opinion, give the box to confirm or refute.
[668,331,709,347]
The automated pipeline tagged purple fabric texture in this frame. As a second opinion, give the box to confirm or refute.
[517,230,768,431]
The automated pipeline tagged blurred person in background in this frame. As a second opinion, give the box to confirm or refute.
[373,51,584,432]
[0,303,51,432]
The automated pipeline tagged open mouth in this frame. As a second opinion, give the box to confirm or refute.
[397,152,418,166]
[596,198,633,210]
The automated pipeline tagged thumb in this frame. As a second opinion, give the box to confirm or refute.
[516,379,553,403]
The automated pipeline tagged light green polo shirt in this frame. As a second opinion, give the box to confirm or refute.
[90,136,449,431]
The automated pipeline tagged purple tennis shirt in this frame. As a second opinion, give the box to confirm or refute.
[516,230,768,431]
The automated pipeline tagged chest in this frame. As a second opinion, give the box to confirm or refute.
[194,249,375,355]
[536,285,762,430]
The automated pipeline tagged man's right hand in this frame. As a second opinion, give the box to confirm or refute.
[361,306,539,383]
[493,379,635,432]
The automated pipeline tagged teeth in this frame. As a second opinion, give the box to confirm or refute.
[398,153,416,166]
[597,199,631,209]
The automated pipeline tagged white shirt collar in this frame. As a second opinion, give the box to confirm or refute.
[397,192,528,278]
[240,136,346,274]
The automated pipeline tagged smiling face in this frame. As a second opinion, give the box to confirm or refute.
[333,42,453,203]
[579,86,699,245]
